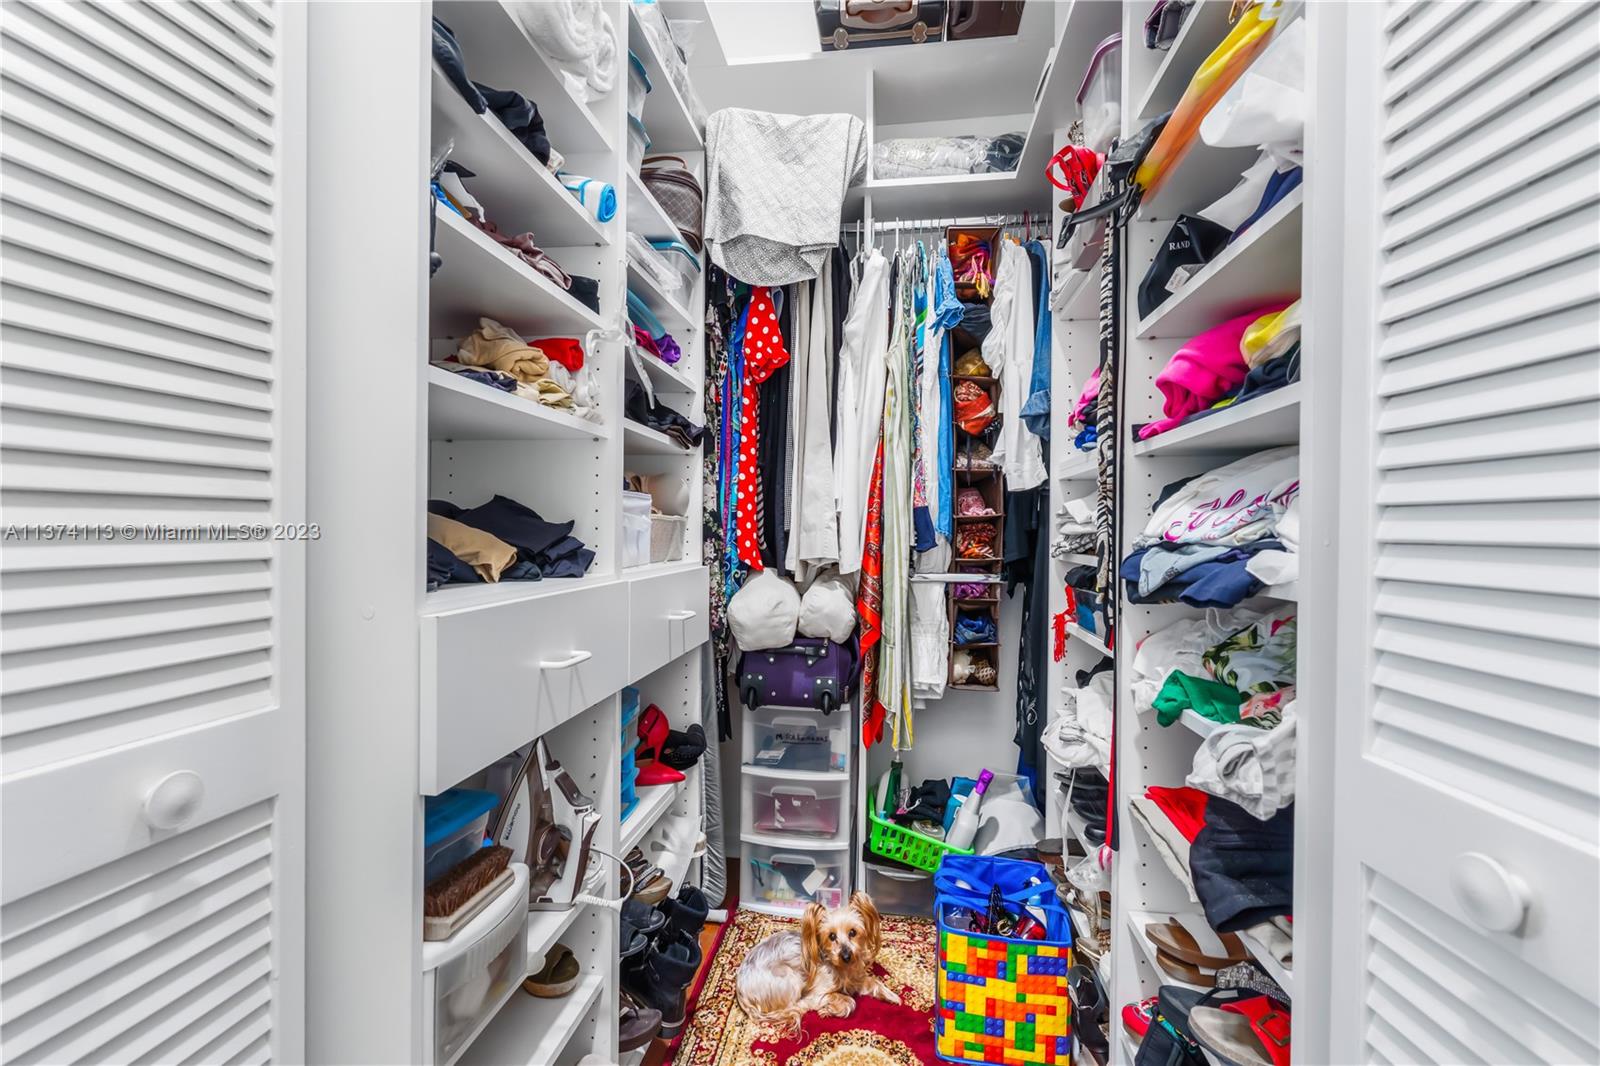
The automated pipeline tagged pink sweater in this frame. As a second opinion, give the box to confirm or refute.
[1138,304,1290,440]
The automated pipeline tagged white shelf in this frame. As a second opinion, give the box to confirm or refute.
[525,905,584,973]
[625,170,684,242]
[1133,0,1235,123]
[627,347,697,394]
[1137,140,1263,222]
[627,259,697,336]
[1054,264,1102,322]
[1130,382,1302,456]
[741,764,850,782]
[1177,708,1228,739]
[423,571,615,619]
[1261,580,1298,602]
[428,366,608,442]
[627,6,703,152]
[1056,552,1097,566]
[431,206,606,337]
[1126,910,1206,992]
[1064,622,1111,657]
[623,419,691,455]
[621,557,700,580]
[429,64,610,250]
[458,973,604,1066]
[1065,805,1098,855]
[1058,452,1097,479]
[1136,188,1303,340]
[1238,927,1294,995]
[436,0,612,155]
[620,777,683,854]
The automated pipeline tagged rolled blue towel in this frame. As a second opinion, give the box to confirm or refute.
[559,172,616,223]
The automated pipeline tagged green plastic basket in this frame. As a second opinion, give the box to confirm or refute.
[866,801,974,873]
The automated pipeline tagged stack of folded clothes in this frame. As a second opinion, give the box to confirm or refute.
[426,494,596,591]
[624,380,705,449]
[1135,301,1301,442]
[1120,446,1299,608]
[1051,493,1096,559]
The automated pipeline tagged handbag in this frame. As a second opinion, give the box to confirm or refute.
[640,156,705,252]
[1139,213,1232,318]
[947,0,1024,41]
[1046,143,1102,212]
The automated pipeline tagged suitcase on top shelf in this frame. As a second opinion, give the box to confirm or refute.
[817,0,946,51]
[737,637,860,715]
[947,0,1025,41]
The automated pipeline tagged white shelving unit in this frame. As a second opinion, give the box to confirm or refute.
[307,4,711,1064]
[1090,7,1321,1063]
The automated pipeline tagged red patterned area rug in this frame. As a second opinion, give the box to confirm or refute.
[674,907,939,1066]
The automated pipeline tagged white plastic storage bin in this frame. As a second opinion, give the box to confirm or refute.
[742,708,850,774]
[742,841,850,916]
[627,115,651,172]
[422,863,529,1064]
[622,489,652,569]
[627,51,652,122]
[863,862,936,917]
[744,777,849,842]
[1077,33,1122,156]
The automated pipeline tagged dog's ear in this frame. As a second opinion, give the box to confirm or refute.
[801,902,827,974]
[851,890,881,958]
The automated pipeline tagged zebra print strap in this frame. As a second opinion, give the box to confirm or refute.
[1092,193,1122,601]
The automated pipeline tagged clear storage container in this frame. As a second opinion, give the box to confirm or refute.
[647,238,701,304]
[422,863,529,1064]
[743,708,850,774]
[623,489,652,569]
[745,777,849,841]
[1077,32,1123,156]
[627,51,652,122]
[627,115,651,172]
[423,787,498,886]
[742,841,849,915]
[863,861,936,917]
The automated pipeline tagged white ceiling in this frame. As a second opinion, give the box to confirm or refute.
[665,0,1064,126]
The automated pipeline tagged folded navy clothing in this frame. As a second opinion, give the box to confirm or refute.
[427,538,480,591]
[1190,798,1295,932]
[953,611,998,645]
[1121,539,1284,608]
[473,83,550,164]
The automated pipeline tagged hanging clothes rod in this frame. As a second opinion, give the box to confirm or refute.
[838,213,1037,233]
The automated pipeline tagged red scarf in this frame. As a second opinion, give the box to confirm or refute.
[858,437,886,746]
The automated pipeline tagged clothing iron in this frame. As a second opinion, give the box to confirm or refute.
[528,737,601,910]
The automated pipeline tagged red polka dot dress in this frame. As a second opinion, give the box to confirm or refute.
[735,286,791,572]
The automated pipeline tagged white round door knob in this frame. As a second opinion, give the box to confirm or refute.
[1450,852,1530,934]
[143,770,205,832]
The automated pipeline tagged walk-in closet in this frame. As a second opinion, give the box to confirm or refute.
[0,2,1596,1066]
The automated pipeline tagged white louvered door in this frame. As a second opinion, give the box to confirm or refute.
[0,2,305,1063]
[1328,3,1600,1064]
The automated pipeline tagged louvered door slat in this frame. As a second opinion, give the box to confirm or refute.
[0,0,302,1058]
[1332,9,1600,1058]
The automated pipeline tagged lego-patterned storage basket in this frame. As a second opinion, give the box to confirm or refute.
[933,855,1074,1065]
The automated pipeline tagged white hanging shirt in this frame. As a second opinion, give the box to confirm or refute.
[984,240,1047,490]
[833,250,890,574]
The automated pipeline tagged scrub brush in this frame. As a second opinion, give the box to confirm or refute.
[424,844,512,941]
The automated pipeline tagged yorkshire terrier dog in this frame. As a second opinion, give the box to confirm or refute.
[735,891,902,1034]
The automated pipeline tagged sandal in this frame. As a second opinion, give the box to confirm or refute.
[523,943,580,998]
[619,990,663,1052]
[1122,996,1158,1043]
[1154,948,1217,988]
[1188,993,1291,1066]
[1068,963,1109,1059]
[1145,917,1249,968]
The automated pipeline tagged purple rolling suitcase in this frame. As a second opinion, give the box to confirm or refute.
[737,637,860,715]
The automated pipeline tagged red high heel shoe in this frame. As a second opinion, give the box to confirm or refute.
[636,704,685,786]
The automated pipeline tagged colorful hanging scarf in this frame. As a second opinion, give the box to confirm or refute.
[735,287,791,571]
[858,436,886,746]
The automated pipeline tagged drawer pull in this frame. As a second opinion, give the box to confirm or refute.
[666,610,698,622]
[539,650,593,670]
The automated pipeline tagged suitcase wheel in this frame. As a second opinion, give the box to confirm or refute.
[743,686,762,710]
[819,692,835,716]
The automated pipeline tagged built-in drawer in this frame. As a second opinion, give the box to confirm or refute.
[626,564,710,682]
[741,838,850,916]
[421,580,628,793]
[742,775,851,845]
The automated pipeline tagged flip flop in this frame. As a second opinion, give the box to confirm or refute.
[1154,948,1217,988]
[1145,917,1249,968]
[524,943,580,998]
[1188,994,1291,1066]
[619,990,663,1052]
